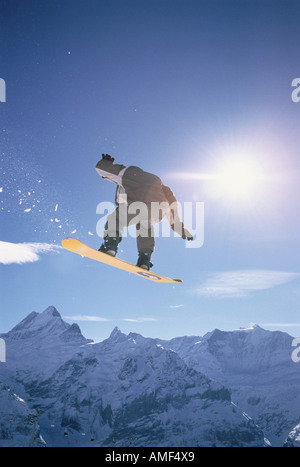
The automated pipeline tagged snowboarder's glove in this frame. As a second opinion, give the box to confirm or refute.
[102,153,115,163]
[182,227,193,241]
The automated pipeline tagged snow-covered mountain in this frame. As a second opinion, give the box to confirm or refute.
[0,306,298,447]
[155,325,300,446]
[284,423,300,447]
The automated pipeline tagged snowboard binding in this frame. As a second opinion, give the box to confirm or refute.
[98,236,121,257]
[136,251,153,271]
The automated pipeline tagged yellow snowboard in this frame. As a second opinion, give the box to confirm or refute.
[61,238,182,284]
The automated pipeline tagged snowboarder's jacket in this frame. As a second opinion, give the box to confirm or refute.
[96,158,190,239]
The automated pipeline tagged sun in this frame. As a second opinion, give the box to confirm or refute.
[210,149,265,201]
[168,145,267,204]
[217,158,263,198]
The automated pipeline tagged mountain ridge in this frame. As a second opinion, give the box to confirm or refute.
[0,306,299,447]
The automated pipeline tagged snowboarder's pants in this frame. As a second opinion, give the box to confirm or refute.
[104,205,156,253]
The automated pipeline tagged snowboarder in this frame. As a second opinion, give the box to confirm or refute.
[95,154,193,270]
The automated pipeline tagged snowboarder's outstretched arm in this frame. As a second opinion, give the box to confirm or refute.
[162,185,193,241]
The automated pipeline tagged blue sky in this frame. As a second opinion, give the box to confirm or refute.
[1,0,300,341]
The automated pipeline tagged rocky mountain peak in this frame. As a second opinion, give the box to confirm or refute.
[5,306,89,345]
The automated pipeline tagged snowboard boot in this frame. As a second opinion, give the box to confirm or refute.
[136,250,153,270]
[98,236,121,257]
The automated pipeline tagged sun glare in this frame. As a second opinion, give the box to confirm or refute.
[168,146,268,204]
[216,157,264,199]
[197,143,267,202]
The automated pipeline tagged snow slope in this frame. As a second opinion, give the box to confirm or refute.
[0,381,45,447]
[284,423,300,447]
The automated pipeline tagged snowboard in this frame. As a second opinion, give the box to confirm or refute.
[61,238,182,284]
